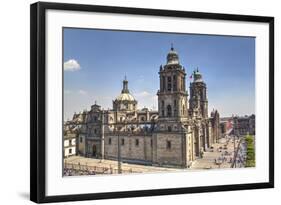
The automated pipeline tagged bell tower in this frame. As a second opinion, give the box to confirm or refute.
[157,45,188,121]
[189,68,208,118]
[153,45,190,168]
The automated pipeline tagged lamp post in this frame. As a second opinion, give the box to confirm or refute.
[117,132,121,174]
[233,135,236,168]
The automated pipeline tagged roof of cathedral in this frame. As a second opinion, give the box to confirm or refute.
[193,68,203,82]
[115,77,136,102]
[166,44,180,65]
[116,92,136,101]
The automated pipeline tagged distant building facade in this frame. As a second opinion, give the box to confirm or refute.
[63,130,77,158]
[64,46,220,167]
[233,114,255,136]
[220,117,233,136]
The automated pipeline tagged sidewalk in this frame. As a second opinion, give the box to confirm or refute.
[190,137,239,169]
[64,136,241,175]
[64,156,180,174]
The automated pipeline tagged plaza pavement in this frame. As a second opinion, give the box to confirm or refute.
[190,136,241,169]
[64,156,180,174]
[64,136,242,175]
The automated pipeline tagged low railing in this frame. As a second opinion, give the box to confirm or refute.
[63,162,136,176]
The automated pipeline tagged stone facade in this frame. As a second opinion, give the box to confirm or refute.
[233,114,255,136]
[64,46,220,168]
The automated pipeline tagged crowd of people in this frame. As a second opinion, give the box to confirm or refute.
[234,140,247,168]
[213,136,246,168]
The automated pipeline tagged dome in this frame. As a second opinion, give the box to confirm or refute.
[113,77,138,111]
[166,44,179,65]
[168,48,178,56]
[115,77,136,101]
[116,92,136,101]
[193,68,203,82]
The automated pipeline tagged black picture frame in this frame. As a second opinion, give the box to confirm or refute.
[30,1,274,203]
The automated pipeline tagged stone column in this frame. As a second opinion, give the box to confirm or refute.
[101,111,105,160]
[196,126,201,157]
[192,130,195,161]
[183,76,186,91]
[160,76,163,92]
[204,125,208,150]
[177,75,181,92]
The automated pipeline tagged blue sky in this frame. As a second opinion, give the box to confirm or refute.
[63,28,255,120]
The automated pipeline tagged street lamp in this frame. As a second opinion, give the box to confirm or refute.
[117,131,122,174]
[233,135,236,168]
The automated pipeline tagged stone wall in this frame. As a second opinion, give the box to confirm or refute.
[104,134,153,163]
[153,132,187,167]
[78,134,86,155]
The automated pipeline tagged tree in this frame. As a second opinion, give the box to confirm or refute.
[245,134,255,167]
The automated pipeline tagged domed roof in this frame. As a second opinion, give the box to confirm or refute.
[166,44,179,65]
[115,77,136,102]
[193,68,203,82]
[168,48,178,55]
[116,92,136,101]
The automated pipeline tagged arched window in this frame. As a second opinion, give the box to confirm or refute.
[173,75,177,91]
[181,77,185,90]
[167,105,172,117]
[174,100,177,116]
[168,126,172,132]
[161,100,165,108]
[166,141,171,149]
[182,105,185,115]
[167,77,172,91]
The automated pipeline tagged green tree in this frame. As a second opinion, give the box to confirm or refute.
[245,134,255,167]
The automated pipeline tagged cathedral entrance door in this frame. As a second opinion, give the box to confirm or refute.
[92,145,97,157]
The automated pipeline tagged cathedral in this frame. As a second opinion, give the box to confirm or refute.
[64,46,220,168]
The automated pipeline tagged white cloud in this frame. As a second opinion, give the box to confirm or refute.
[64,59,81,71]
[135,91,151,97]
[134,91,158,110]
[78,89,87,95]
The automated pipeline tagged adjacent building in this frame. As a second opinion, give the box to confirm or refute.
[233,114,255,136]
[220,117,233,136]
[63,127,77,158]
